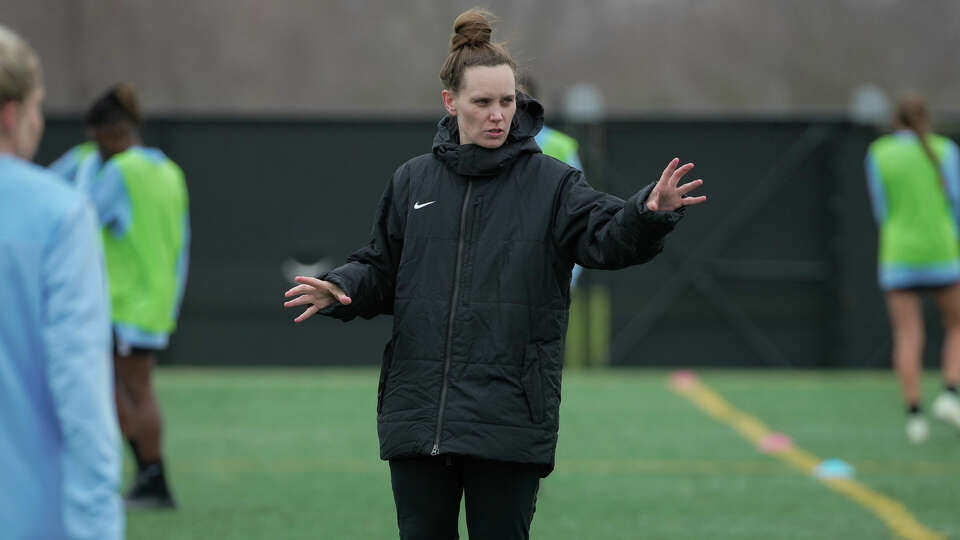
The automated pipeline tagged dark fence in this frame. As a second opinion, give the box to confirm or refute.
[35,116,959,368]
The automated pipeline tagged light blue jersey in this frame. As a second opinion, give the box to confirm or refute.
[0,155,123,540]
[48,141,97,185]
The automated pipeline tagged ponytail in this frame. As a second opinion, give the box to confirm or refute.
[896,94,946,192]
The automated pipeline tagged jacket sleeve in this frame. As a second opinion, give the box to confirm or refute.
[553,170,684,269]
[43,199,124,540]
[320,166,407,321]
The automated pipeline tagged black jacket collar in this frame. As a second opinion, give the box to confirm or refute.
[432,92,544,177]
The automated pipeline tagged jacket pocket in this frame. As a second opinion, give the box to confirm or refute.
[521,343,545,424]
[377,341,393,414]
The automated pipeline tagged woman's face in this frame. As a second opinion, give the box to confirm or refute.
[92,121,136,161]
[442,64,516,149]
[3,86,45,161]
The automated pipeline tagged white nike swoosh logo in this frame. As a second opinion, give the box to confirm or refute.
[414,201,436,210]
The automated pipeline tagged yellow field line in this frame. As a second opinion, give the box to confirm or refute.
[670,375,945,540]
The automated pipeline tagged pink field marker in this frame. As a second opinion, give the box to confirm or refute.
[669,370,698,391]
[758,433,794,454]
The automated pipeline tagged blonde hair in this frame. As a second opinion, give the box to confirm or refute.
[0,24,42,105]
[439,9,517,92]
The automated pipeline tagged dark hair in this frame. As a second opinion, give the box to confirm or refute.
[85,82,141,127]
[439,9,517,92]
[896,94,945,189]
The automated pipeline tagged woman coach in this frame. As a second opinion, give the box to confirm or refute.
[284,8,706,539]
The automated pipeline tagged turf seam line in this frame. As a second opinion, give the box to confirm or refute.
[670,376,946,540]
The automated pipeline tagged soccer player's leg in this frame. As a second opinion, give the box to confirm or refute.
[117,351,176,508]
[885,290,928,442]
[932,284,960,430]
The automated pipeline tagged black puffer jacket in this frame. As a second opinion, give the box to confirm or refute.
[321,94,683,476]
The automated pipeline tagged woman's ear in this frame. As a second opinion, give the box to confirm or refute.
[441,89,457,116]
[0,100,20,137]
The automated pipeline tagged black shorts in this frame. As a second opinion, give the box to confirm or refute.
[113,332,163,357]
[892,283,958,294]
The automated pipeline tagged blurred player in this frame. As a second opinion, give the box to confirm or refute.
[73,83,190,507]
[519,76,583,168]
[285,8,705,538]
[866,94,960,442]
[0,24,123,539]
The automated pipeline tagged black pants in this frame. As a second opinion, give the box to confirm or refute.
[389,455,540,540]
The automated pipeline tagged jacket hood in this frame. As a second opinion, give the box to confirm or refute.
[432,92,544,177]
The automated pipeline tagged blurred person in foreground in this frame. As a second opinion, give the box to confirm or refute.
[284,8,705,539]
[0,24,123,539]
[866,94,960,443]
[69,84,190,508]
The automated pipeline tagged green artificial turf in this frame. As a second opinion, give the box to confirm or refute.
[125,369,959,539]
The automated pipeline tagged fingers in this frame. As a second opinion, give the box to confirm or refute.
[283,294,331,309]
[682,195,707,206]
[659,158,679,185]
[325,284,351,305]
[677,179,703,196]
[294,305,319,323]
[293,276,352,305]
[294,275,326,288]
[320,281,352,305]
[283,295,309,308]
[679,178,705,206]
[284,283,315,298]
[669,163,694,186]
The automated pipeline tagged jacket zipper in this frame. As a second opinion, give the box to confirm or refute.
[432,180,473,456]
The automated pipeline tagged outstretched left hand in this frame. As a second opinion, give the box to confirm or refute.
[645,158,707,212]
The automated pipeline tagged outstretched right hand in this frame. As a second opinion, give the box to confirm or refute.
[283,276,352,323]
[644,158,706,212]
